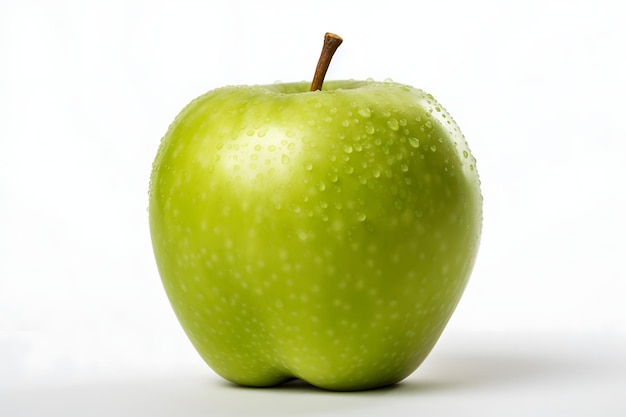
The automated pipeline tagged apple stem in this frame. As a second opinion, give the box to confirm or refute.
[310,33,343,92]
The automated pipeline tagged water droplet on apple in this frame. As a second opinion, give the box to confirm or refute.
[303,161,313,171]
[430,145,437,152]
[358,108,372,118]
[344,165,354,174]
[387,119,400,131]
[317,181,326,191]
[372,169,381,178]
[327,172,338,183]
[268,145,277,152]
[400,164,409,172]
[463,150,469,158]
[356,212,367,221]
[365,124,375,135]
[409,137,420,148]
[343,144,353,154]
[281,154,290,164]
[254,144,262,151]
[341,119,350,127]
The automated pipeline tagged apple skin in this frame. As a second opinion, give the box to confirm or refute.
[149,80,482,391]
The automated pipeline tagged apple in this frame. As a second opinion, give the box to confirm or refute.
[149,33,482,391]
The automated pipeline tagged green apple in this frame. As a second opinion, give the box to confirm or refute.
[149,34,482,391]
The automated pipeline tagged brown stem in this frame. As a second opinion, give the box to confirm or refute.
[310,33,343,91]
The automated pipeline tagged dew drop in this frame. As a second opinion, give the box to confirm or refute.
[387,119,400,131]
[268,145,277,152]
[327,172,339,183]
[358,108,372,118]
[430,145,437,152]
[254,144,262,151]
[365,124,375,135]
[356,212,367,222]
[409,137,420,148]
[463,150,469,158]
[317,181,326,191]
[303,161,313,171]
[281,154,290,164]
[400,164,409,172]
[344,165,355,174]
[341,120,350,127]
[343,144,353,154]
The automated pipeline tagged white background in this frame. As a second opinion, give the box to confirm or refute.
[1,0,625,415]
